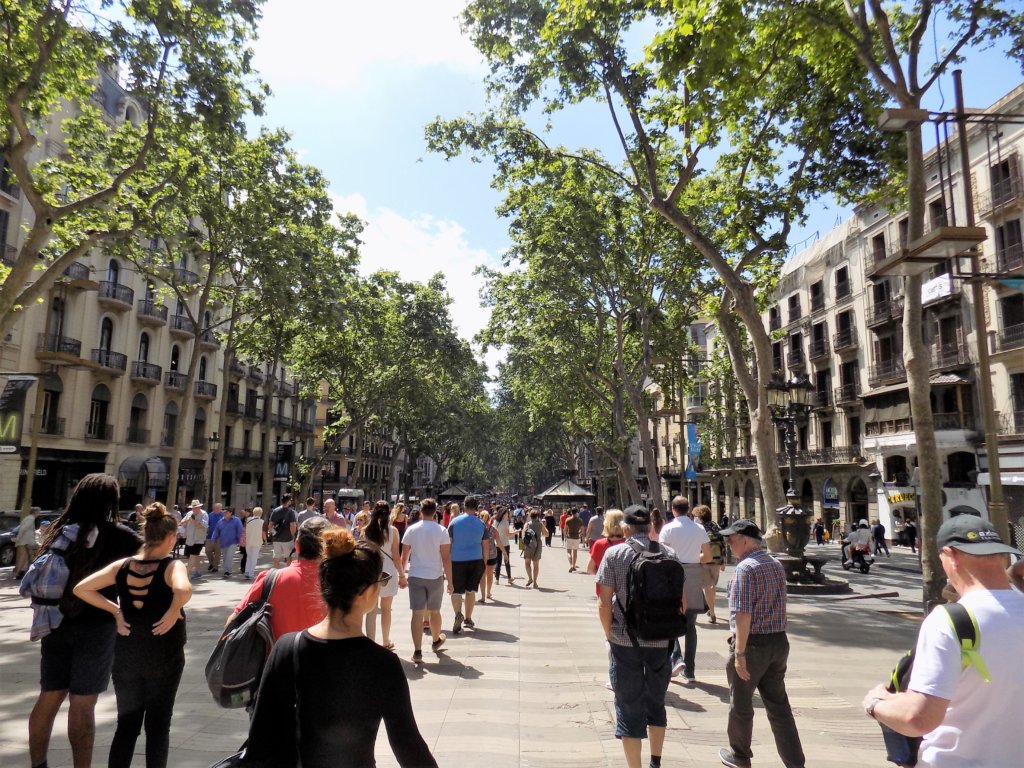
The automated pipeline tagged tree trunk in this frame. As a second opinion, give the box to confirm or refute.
[214,319,238,506]
[166,327,203,510]
[716,296,787,531]
[260,347,282,510]
[903,126,945,608]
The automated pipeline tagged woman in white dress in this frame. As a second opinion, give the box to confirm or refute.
[363,501,406,649]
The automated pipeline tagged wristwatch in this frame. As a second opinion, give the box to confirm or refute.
[866,697,883,719]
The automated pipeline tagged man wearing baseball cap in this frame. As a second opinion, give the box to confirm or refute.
[717,518,805,768]
[861,515,1024,767]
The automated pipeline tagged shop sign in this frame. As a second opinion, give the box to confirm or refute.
[0,376,35,453]
[275,441,293,481]
[822,477,839,508]
[886,486,916,507]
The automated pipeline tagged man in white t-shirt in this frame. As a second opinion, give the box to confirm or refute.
[862,515,1024,768]
[659,496,710,683]
[400,497,453,663]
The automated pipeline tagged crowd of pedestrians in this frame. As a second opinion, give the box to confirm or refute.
[16,474,1024,768]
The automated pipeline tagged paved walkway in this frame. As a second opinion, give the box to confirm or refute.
[0,540,924,767]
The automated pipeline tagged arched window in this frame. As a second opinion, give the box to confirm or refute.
[801,478,814,511]
[170,345,180,372]
[198,356,207,382]
[107,259,120,284]
[49,297,66,338]
[144,281,156,302]
[163,401,179,446]
[138,332,150,363]
[193,407,207,449]
[129,392,149,442]
[88,384,111,438]
[99,317,114,352]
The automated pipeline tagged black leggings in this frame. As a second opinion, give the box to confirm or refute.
[494,544,512,580]
[108,650,185,768]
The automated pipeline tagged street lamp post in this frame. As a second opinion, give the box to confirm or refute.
[208,431,220,508]
[766,374,814,559]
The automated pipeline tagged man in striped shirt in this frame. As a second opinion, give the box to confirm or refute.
[718,519,805,768]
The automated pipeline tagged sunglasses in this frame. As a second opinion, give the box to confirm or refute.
[374,572,392,586]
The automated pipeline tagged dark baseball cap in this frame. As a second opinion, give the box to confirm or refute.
[936,515,1020,556]
[719,519,762,540]
[623,505,650,525]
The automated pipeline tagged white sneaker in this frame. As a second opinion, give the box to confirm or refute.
[672,659,685,676]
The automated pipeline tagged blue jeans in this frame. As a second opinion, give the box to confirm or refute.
[609,641,671,739]
[669,609,701,677]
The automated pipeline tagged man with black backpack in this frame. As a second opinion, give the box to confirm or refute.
[596,505,685,768]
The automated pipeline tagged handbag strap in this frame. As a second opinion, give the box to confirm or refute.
[292,631,302,766]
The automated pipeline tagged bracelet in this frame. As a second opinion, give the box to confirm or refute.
[735,651,746,657]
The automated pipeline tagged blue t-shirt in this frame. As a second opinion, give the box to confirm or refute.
[448,514,486,562]
[205,511,223,541]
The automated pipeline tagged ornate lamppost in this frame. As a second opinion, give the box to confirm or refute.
[766,374,814,559]
[207,431,220,508]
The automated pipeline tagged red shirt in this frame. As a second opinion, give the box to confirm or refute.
[589,536,624,596]
[235,559,326,640]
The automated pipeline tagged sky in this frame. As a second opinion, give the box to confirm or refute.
[248,1,1024,373]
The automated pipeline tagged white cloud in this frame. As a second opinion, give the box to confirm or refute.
[333,192,495,353]
[253,0,483,92]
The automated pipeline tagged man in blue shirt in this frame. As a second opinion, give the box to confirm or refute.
[447,495,488,634]
[211,507,243,577]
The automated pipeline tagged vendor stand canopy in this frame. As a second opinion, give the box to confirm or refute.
[438,484,470,501]
[534,478,596,505]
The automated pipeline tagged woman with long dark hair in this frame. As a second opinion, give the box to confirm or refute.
[362,500,407,649]
[245,529,437,767]
[74,502,191,767]
[27,473,142,768]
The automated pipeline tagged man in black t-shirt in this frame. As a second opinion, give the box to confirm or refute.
[269,494,297,568]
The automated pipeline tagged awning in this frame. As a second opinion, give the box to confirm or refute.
[930,372,970,386]
[865,382,909,397]
[976,472,1024,486]
[118,456,169,489]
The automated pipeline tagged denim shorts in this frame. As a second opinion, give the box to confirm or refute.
[609,641,672,738]
[40,619,117,695]
[408,576,444,611]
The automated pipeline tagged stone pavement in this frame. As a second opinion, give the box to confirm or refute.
[0,540,925,767]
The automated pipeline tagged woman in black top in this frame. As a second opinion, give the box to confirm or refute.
[246,528,437,768]
[74,503,191,768]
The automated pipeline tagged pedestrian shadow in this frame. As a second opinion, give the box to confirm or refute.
[535,587,567,594]
[401,654,482,679]
[460,627,519,643]
[665,689,708,712]
[681,680,730,704]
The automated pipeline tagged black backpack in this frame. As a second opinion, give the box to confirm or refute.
[522,525,537,548]
[617,539,686,645]
[206,569,280,709]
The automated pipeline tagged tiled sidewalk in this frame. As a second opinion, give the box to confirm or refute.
[0,541,923,767]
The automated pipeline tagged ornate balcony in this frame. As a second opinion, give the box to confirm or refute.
[136,299,168,326]
[194,380,217,400]
[866,296,905,329]
[130,360,162,384]
[787,346,805,370]
[996,322,1024,353]
[172,267,199,285]
[834,382,861,406]
[97,281,134,310]
[978,177,1023,218]
[833,327,858,353]
[996,243,1023,273]
[997,410,1024,436]
[248,365,265,384]
[1,243,17,267]
[59,261,98,290]
[929,337,971,370]
[243,405,262,422]
[229,359,246,378]
[226,400,243,417]
[834,281,853,304]
[809,390,833,410]
[169,314,195,338]
[90,349,127,374]
[933,412,976,431]
[36,333,83,365]
[31,415,66,437]
[808,338,830,361]
[84,421,113,440]
[126,426,149,444]
[198,329,219,348]
[868,359,907,389]
[165,371,187,391]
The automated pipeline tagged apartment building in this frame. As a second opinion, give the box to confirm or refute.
[0,69,316,513]
[653,81,1024,537]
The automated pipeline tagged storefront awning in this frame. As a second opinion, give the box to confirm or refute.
[976,472,1024,486]
[118,456,169,489]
